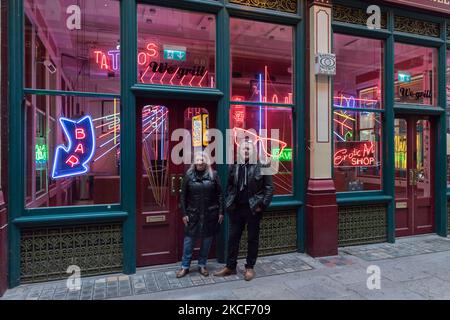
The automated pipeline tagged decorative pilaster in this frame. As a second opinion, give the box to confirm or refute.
[306,0,338,257]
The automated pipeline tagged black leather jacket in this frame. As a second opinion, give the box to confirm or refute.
[180,169,224,237]
[225,163,274,213]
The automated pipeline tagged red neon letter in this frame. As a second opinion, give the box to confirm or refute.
[100,54,109,70]
[363,142,375,157]
[75,128,86,139]
[147,43,159,58]
[75,143,85,154]
[65,155,80,168]
[138,52,147,65]
[94,50,103,64]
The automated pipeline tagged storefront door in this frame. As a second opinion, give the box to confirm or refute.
[394,116,435,237]
[136,99,216,266]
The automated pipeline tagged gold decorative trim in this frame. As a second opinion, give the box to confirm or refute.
[394,16,440,38]
[333,4,387,29]
[229,0,298,14]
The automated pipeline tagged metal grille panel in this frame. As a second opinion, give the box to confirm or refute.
[394,16,440,37]
[229,0,297,14]
[238,210,297,257]
[20,223,123,283]
[333,4,387,28]
[338,204,387,246]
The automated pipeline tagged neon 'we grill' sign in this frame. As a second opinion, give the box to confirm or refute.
[334,141,377,167]
[52,116,96,179]
[93,42,211,87]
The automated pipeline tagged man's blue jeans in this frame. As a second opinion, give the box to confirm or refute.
[181,236,213,269]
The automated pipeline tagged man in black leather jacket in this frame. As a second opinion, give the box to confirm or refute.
[214,140,273,281]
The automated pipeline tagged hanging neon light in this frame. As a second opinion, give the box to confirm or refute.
[231,66,292,104]
[334,95,379,109]
[233,127,288,159]
[52,116,96,179]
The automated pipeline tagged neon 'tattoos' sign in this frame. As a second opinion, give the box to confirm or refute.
[93,42,210,87]
[334,141,377,167]
[52,116,96,179]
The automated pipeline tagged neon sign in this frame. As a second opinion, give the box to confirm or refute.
[52,116,96,179]
[334,141,377,167]
[233,127,288,159]
[271,148,292,162]
[94,42,159,71]
[93,43,210,87]
[333,95,379,109]
[35,139,48,170]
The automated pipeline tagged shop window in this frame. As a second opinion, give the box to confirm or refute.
[25,95,121,208]
[137,5,216,88]
[24,0,120,94]
[333,111,382,192]
[230,105,293,195]
[333,34,384,193]
[334,34,384,110]
[394,43,438,106]
[230,18,293,105]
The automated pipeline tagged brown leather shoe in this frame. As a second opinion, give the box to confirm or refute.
[198,267,209,277]
[213,267,237,277]
[176,268,189,278]
[244,268,255,281]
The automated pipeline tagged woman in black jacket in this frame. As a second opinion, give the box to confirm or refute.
[176,152,224,278]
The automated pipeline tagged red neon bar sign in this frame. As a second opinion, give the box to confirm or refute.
[334,141,377,167]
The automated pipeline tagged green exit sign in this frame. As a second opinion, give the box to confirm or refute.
[398,71,411,83]
[271,148,292,162]
[35,141,48,170]
[163,45,186,61]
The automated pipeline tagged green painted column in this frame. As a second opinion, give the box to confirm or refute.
[384,10,396,243]
[295,8,306,253]
[215,6,230,263]
[436,31,448,236]
[121,0,137,275]
[8,0,25,288]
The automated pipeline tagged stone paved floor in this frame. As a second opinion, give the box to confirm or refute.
[0,253,312,300]
[3,234,450,300]
[341,235,450,261]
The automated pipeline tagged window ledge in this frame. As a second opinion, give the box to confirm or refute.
[337,195,392,205]
[13,211,128,227]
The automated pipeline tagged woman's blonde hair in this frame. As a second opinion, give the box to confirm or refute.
[187,151,214,180]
